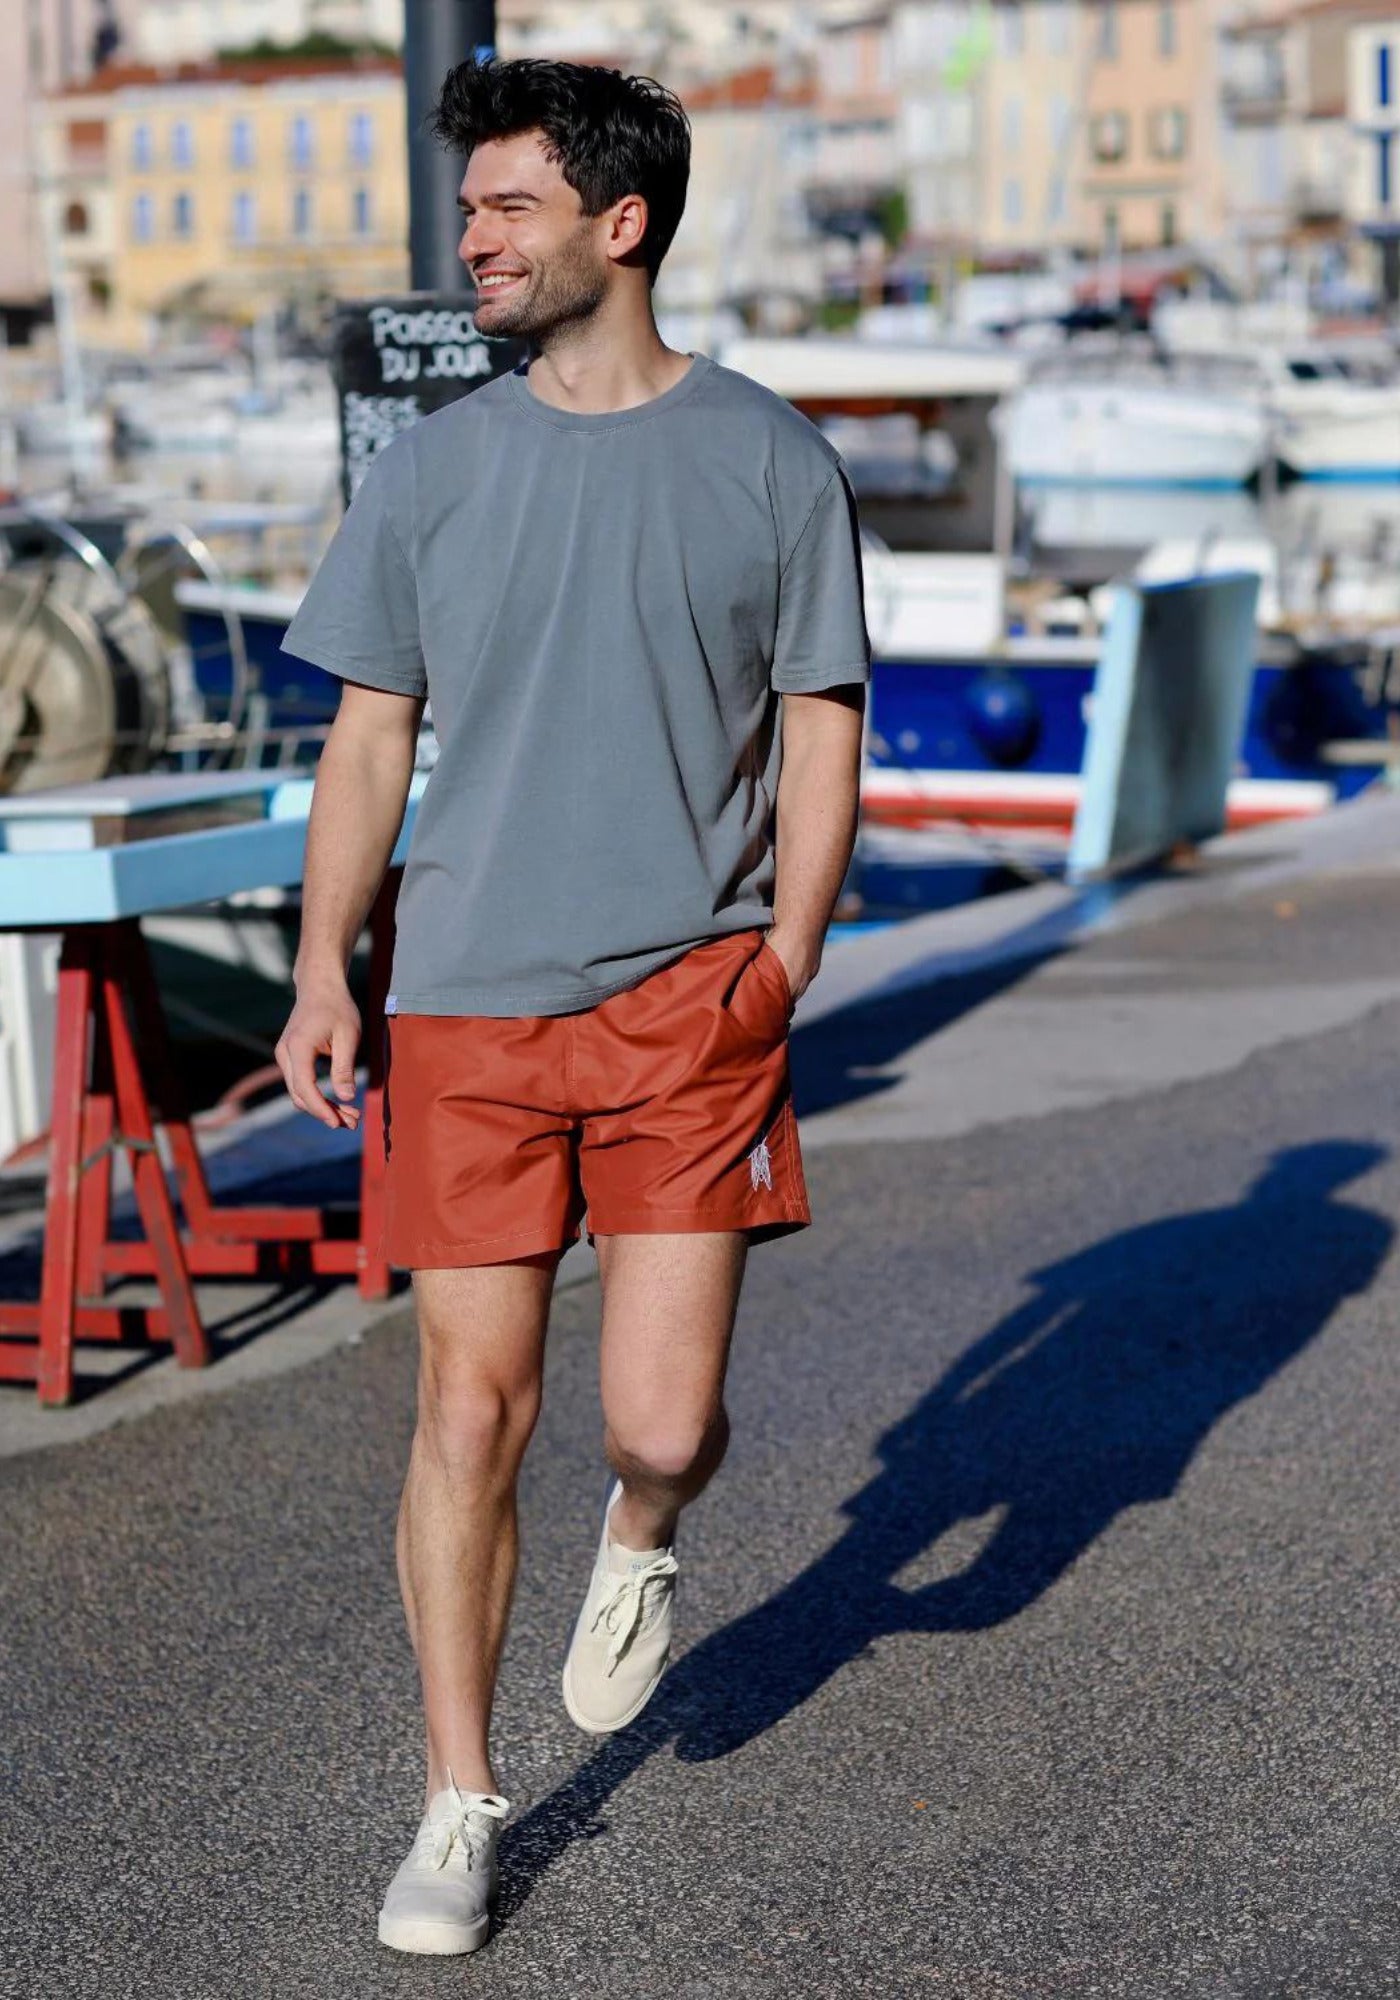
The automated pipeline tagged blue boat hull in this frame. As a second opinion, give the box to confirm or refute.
[183,601,1391,818]
[867,649,1390,824]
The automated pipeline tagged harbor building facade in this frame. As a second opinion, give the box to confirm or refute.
[973,0,1084,252]
[40,55,408,347]
[1345,12,1400,297]
[657,65,825,334]
[0,0,137,337]
[19,0,1400,345]
[130,0,403,64]
[892,3,987,260]
[1077,0,1223,254]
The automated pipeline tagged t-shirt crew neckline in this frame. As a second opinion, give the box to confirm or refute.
[506,351,711,432]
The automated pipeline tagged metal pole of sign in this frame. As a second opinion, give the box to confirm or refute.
[404,0,498,293]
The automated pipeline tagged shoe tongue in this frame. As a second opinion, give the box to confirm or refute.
[427,1781,501,1823]
[425,1784,463,1825]
[607,1540,669,1577]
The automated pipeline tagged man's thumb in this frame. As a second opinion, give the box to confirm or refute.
[329,1019,358,1100]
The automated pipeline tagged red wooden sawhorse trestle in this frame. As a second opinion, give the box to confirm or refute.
[0,871,399,1406]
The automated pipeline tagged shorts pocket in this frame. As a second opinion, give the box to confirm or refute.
[722,936,791,1047]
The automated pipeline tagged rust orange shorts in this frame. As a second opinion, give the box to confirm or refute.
[380,928,810,1269]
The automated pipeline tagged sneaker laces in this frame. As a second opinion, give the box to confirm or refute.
[424,1774,509,1871]
[591,1551,679,1675]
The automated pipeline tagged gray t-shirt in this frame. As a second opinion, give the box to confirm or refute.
[283,351,871,1016]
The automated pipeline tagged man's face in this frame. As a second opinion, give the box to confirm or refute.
[458,130,611,339]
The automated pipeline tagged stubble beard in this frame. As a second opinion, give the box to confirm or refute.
[475,225,609,343]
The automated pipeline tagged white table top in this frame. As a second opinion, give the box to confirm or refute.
[0,773,287,820]
[0,775,423,926]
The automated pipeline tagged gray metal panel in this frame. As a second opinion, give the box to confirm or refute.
[1069,573,1261,882]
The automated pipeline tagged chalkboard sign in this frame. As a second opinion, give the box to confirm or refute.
[331,295,525,503]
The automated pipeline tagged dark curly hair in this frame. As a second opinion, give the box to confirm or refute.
[431,57,691,285]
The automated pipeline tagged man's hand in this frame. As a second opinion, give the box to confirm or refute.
[275,974,363,1130]
[765,924,821,1008]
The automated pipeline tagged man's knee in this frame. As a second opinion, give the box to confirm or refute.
[415,1337,541,1479]
[606,1404,729,1489]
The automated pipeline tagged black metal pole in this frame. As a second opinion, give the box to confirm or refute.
[404,0,496,293]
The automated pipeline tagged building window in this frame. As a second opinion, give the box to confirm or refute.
[63,200,89,236]
[1158,1,1176,59]
[349,110,373,165]
[233,190,256,243]
[171,120,194,168]
[999,3,1024,59]
[1047,178,1067,224]
[1096,1,1118,60]
[1004,177,1023,226]
[1045,0,1071,57]
[1091,111,1129,162]
[1150,106,1188,160]
[172,190,194,238]
[1380,132,1394,209]
[1004,97,1022,154]
[292,187,312,237]
[132,192,154,242]
[1380,42,1393,109]
[906,97,936,157]
[231,117,254,169]
[352,185,372,235]
[1050,94,1073,152]
[289,114,314,170]
[1161,200,1177,244]
[131,122,152,169]
[1103,203,1120,253]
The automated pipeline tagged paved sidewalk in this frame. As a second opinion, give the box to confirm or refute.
[3,803,1400,1995]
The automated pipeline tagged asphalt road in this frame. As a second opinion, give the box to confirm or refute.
[3,866,1400,1997]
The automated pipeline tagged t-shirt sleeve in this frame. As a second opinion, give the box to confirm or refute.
[281,443,427,698]
[771,463,872,694]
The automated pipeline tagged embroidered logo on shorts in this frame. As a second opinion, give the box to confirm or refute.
[749,1138,773,1191]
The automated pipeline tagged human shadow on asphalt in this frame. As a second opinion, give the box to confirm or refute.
[499,1139,1390,1918]
[789,945,1064,1120]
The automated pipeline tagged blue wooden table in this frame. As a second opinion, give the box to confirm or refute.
[0,772,420,1404]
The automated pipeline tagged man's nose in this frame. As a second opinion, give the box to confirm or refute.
[460,213,503,267]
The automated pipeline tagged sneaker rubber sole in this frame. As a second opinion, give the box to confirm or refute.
[377,1909,491,1955]
[560,1651,669,1736]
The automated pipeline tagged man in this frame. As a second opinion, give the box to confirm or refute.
[276,56,869,1957]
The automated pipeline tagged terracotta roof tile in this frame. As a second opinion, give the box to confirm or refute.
[52,53,402,97]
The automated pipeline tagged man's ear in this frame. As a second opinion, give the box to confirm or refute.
[607,192,649,266]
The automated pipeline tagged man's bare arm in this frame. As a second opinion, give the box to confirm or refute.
[275,681,424,1129]
[767,684,866,1005]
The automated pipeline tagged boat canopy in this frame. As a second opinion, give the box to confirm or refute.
[719,338,1024,411]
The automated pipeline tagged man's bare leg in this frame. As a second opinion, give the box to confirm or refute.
[398,1254,557,1804]
[595,1232,749,1550]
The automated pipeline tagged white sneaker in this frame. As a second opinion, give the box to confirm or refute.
[377,1774,509,1956]
[562,1479,679,1735]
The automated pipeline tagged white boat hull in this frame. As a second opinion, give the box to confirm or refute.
[15,406,110,456]
[1273,391,1400,478]
[1000,384,1268,487]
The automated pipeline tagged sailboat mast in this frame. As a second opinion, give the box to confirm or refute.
[27,0,92,482]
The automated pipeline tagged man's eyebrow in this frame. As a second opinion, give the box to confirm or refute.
[456,189,543,214]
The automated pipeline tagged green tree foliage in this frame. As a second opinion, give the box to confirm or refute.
[214,31,398,62]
